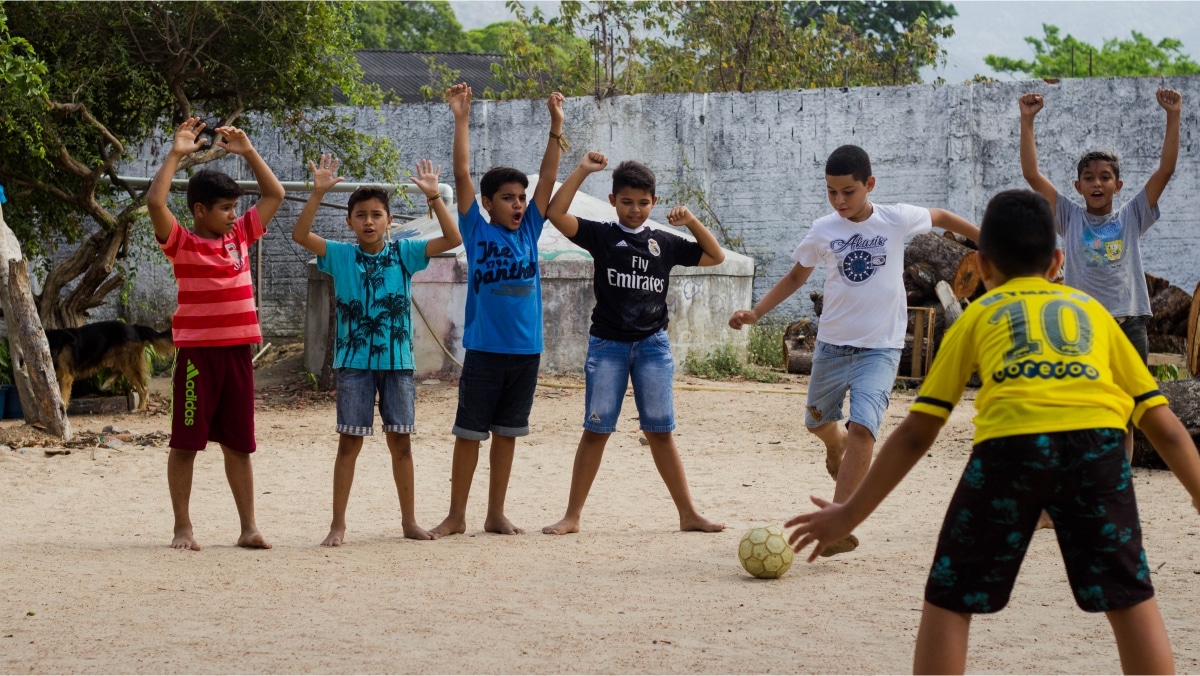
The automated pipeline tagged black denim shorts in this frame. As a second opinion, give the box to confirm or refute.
[452,350,540,440]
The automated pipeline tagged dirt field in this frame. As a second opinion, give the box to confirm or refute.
[1,352,1198,674]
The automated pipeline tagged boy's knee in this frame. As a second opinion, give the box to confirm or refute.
[337,434,365,455]
[847,422,876,441]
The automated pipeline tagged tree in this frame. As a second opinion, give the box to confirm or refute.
[463,21,522,53]
[354,1,470,52]
[0,2,400,329]
[985,24,1200,79]
[785,1,956,43]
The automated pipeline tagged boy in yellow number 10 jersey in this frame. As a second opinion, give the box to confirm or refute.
[786,189,1200,674]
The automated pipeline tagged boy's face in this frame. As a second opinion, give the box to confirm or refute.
[826,174,875,222]
[481,182,527,231]
[1073,160,1122,214]
[346,197,392,253]
[609,187,658,229]
[192,198,240,239]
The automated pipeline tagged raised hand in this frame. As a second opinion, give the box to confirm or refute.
[308,154,344,194]
[579,151,608,173]
[409,159,443,199]
[1157,87,1182,114]
[1018,93,1044,118]
[666,205,699,228]
[728,309,758,330]
[448,82,472,119]
[215,126,254,156]
[548,91,565,127]
[170,117,210,156]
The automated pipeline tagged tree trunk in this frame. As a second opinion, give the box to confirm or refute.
[936,281,963,327]
[904,262,938,304]
[1144,273,1170,300]
[36,220,130,329]
[1188,281,1200,378]
[903,232,972,305]
[1148,285,1192,337]
[1132,379,1200,469]
[783,318,815,375]
[952,252,985,300]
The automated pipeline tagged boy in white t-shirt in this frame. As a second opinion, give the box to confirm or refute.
[729,145,979,556]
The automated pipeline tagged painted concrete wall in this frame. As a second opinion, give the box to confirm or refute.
[65,76,1200,341]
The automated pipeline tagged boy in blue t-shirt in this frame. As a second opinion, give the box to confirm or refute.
[427,83,565,537]
[541,151,725,535]
[292,155,462,545]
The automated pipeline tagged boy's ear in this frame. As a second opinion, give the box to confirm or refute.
[1073,179,1083,195]
[192,203,207,220]
[865,176,876,193]
[608,194,616,207]
[1115,178,1124,193]
[346,215,353,230]
[1046,248,1066,281]
[481,195,493,212]
[975,250,998,290]
[651,194,659,207]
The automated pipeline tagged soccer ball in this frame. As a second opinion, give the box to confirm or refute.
[738,525,793,579]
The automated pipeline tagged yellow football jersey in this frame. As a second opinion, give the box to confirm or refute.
[911,276,1167,444]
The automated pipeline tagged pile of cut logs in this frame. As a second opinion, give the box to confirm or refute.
[783,231,1200,379]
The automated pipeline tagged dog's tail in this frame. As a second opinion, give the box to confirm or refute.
[134,325,175,358]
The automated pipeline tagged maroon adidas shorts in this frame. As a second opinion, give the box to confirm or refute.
[170,345,257,453]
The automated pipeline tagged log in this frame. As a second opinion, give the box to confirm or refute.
[1145,273,1170,299]
[935,281,963,327]
[1132,379,1200,469]
[952,252,985,300]
[783,318,815,375]
[903,232,972,305]
[810,291,823,318]
[1148,285,1192,337]
[942,230,978,250]
[1188,281,1200,377]
[904,262,938,303]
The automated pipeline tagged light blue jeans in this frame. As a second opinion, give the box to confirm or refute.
[583,330,675,434]
[804,340,902,438]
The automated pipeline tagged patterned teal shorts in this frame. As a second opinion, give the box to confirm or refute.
[925,428,1154,614]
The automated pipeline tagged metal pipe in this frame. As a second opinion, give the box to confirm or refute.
[102,175,454,203]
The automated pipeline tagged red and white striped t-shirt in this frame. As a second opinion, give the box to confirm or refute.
[159,206,264,347]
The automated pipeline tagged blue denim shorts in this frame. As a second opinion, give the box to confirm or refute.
[805,340,902,438]
[452,350,541,441]
[583,330,675,434]
[335,368,416,436]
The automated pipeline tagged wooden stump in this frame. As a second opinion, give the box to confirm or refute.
[1188,281,1200,377]
[902,232,973,305]
[783,318,815,375]
[1132,378,1200,468]
[1148,285,1192,337]
[952,253,985,301]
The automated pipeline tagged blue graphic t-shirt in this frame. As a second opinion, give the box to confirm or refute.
[460,199,544,354]
[317,239,430,370]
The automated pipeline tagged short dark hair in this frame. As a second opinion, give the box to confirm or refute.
[979,189,1057,278]
[480,167,528,199]
[612,160,656,195]
[825,145,872,184]
[186,169,242,214]
[1077,150,1120,179]
[347,186,390,214]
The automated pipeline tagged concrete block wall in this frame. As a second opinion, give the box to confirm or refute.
[58,76,1200,337]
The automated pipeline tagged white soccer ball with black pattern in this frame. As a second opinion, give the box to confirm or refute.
[738,525,793,579]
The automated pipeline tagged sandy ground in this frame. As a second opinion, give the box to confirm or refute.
[1,353,1198,674]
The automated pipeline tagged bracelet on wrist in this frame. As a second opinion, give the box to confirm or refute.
[426,193,441,202]
[549,131,570,151]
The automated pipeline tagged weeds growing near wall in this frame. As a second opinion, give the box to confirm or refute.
[683,343,781,383]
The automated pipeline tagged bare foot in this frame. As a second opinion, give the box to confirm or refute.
[428,516,466,538]
[171,529,201,551]
[403,522,436,540]
[680,514,725,532]
[542,517,580,535]
[484,515,525,535]
[237,529,273,549]
[321,528,345,547]
[819,534,859,557]
[1036,510,1055,530]
[825,431,848,480]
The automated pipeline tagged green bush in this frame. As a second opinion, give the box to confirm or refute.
[747,321,785,368]
[683,343,781,383]
[0,338,12,386]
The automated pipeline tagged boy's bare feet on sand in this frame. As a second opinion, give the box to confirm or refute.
[321,528,345,547]
[238,529,272,549]
[681,515,725,532]
[542,517,580,535]
[428,516,467,538]
[403,522,436,540]
[484,515,525,535]
[171,529,201,551]
[819,534,859,557]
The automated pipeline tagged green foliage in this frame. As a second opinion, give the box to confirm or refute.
[418,55,463,102]
[0,338,13,386]
[747,321,786,369]
[786,2,957,43]
[1154,363,1188,382]
[985,24,1200,79]
[684,343,782,383]
[464,21,522,53]
[355,1,469,51]
[491,0,953,99]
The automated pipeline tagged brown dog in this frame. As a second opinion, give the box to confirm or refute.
[44,321,173,412]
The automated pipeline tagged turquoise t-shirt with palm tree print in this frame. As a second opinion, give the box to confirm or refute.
[317,239,430,370]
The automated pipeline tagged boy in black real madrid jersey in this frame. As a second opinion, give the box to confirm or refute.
[542,151,725,535]
[786,190,1200,674]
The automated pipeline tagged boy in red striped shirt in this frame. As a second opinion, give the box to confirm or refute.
[147,117,285,551]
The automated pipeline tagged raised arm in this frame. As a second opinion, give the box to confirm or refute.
[532,92,566,215]
[291,154,343,257]
[929,208,980,243]
[1018,93,1058,206]
[785,411,944,561]
[728,262,814,329]
[216,126,285,224]
[147,117,209,243]
[1145,87,1182,208]
[410,159,462,257]
[448,83,475,215]
[667,206,724,267]
[545,151,608,239]
[1138,405,1200,515]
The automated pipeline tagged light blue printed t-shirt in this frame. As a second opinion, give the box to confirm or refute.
[460,199,543,354]
[1056,188,1158,318]
[317,239,430,370]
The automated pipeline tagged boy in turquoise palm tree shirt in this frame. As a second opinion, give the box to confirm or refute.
[292,155,462,545]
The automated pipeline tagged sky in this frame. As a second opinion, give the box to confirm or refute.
[447,0,1200,82]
